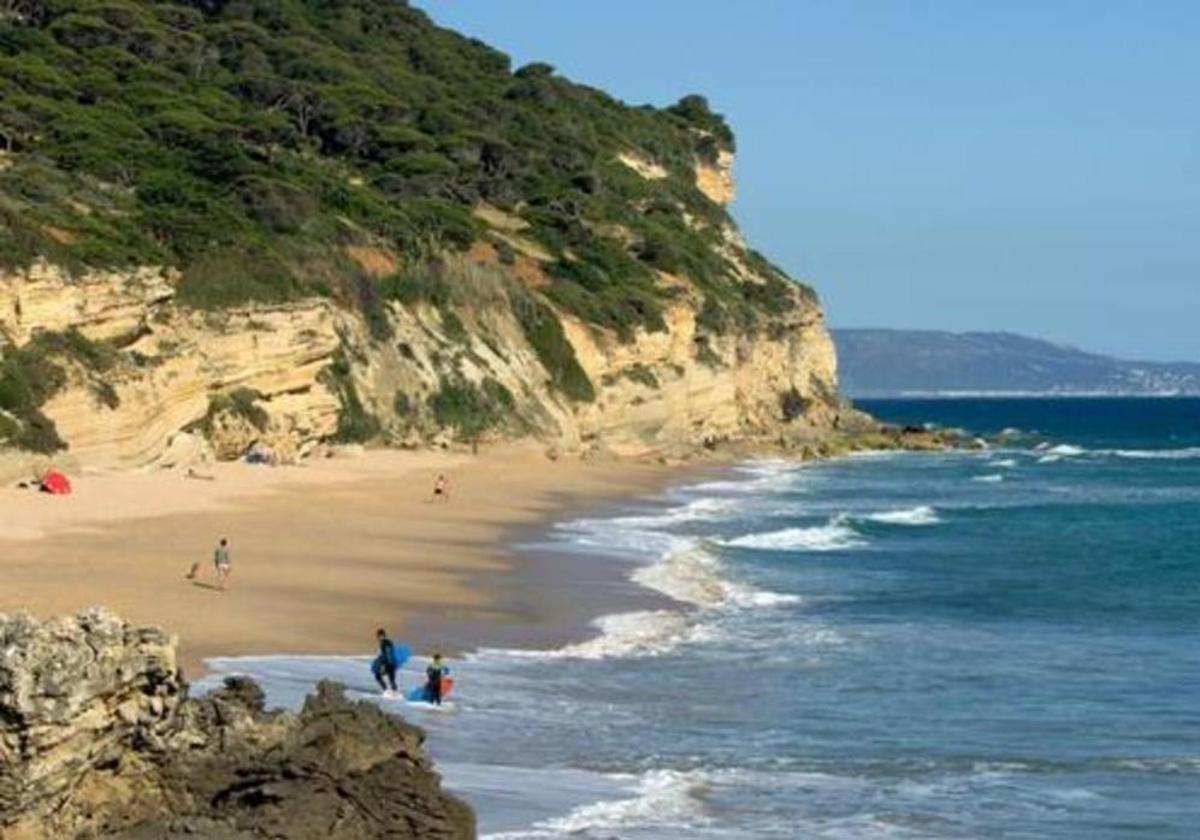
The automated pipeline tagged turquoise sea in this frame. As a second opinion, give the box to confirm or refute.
[202,398,1200,838]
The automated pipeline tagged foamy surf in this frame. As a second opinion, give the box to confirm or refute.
[489,541,800,661]
[863,505,941,526]
[722,517,866,552]
[972,474,1005,483]
[632,543,801,609]
[484,610,714,661]
[1107,447,1200,460]
[537,768,716,835]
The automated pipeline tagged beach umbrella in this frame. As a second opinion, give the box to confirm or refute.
[40,470,72,495]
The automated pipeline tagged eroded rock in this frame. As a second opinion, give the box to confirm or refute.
[0,610,474,839]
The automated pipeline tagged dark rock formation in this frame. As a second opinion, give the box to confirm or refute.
[0,610,474,839]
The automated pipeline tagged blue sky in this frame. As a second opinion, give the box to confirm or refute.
[416,1,1199,361]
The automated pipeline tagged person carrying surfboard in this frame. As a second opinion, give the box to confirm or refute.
[424,653,449,705]
[372,629,402,695]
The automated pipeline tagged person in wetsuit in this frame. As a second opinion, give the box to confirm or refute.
[425,653,448,705]
[372,628,399,693]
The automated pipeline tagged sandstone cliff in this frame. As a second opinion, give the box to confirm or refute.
[0,610,474,839]
[0,148,844,476]
[0,1,850,476]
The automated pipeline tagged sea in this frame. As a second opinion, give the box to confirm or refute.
[198,398,1200,838]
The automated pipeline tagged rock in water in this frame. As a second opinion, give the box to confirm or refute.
[0,609,474,838]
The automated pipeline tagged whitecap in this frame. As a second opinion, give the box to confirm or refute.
[1107,447,1200,460]
[603,496,738,530]
[487,611,715,661]
[990,458,1018,468]
[537,768,715,834]
[1045,444,1085,456]
[863,505,940,526]
[971,474,1005,483]
[722,518,866,552]
[1037,455,1062,464]
[632,543,801,609]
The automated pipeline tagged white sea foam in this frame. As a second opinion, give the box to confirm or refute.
[723,517,866,551]
[1107,447,1200,460]
[972,474,1005,483]
[990,458,1018,468]
[490,536,800,661]
[863,505,940,526]
[633,543,800,608]
[1037,454,1062,464]
[493,611,715,661]
[537,768,715,834]
[1046,444,1085,456]
[602,496,739,530]
[689,459,801,495]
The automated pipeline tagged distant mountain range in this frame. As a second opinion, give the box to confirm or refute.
[833,329,1200,397]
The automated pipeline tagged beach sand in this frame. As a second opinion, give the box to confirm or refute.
[0,444,686,676]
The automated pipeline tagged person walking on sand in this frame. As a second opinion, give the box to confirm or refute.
[431,473,450,502]
[187,537,232,590]
[372,628,400,696]
[214,537,232,590]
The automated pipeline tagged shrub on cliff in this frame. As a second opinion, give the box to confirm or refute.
[0,328,122,452]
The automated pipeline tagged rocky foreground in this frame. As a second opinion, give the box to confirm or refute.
[0,610,473,839]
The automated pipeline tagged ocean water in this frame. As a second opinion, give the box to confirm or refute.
[198,398,1200,838]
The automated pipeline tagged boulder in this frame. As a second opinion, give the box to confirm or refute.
[0,610,474,838]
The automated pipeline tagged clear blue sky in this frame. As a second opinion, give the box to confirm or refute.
[416,1,1199,361]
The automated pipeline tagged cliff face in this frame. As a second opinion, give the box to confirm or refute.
[0,610,474,839]
[0,1,846,473]
[0,205,841,473]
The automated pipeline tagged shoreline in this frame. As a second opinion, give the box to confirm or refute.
[0,443,706,676]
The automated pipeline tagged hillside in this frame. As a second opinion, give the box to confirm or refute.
[834,329,1200,396]
[0,0,846,474]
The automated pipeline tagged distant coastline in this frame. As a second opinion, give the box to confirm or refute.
[835,328,1200,397]
[853,390,1200,399]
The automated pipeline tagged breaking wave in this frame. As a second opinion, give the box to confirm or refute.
[863,505,941,526]
[1106,447,1200,460]
[722,517,866,552]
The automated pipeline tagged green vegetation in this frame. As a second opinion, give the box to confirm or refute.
[319,347,379,443]
[0,327,122,451]
[196,387,269,435]
[427,374,515,441]
[0,0,815,451]
[0,339,68,452]
[0,0,801,333]
[511,291,595,403]
[619,363,660,389]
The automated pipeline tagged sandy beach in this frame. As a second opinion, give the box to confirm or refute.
[0,444,686,676]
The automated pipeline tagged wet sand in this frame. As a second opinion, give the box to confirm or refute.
[0,444,691,675]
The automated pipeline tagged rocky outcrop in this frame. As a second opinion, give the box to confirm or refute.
[0,610,474,839]
[694,150,736,207]
[564,294,839,458]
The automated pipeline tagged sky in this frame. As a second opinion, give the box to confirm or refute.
[415,1,1200,361]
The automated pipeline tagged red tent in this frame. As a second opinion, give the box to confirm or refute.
[40,470,72,495]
